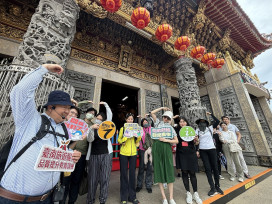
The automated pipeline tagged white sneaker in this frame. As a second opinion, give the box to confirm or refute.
[219,175,225,180]
[238,177,244,182]
[230,177,235,181]
[193,192,203,204]
[169,199,176,204]
[163,183,167,189]
[162,199,168,204]
[186,192,193,204]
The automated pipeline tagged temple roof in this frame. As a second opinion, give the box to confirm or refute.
[204,0,272,56]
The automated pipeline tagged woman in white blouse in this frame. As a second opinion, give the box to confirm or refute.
[219,122,244,182]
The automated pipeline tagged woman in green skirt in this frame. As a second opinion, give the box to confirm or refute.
[150,107,179,204]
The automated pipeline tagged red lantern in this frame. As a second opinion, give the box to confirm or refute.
[174,36,190,51]
[131,7,150,29]
[212,58,225,69]
[190,46,206,59]
[201,53,216,64]
[155,24,173,42]
[100,0,122,13]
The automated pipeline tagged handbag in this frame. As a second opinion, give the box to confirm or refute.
[52,182,65,202]
[229,142,242,153]
[52,173,65,202]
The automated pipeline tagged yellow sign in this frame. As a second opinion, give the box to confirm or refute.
[245,180,255,190]
[98,121,116,140]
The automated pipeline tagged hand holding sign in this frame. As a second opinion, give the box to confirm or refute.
[98,121,116,140]
[179,126,196,142]
[124,123,143,138]
[65,117,89,141]
[151,127,173,140]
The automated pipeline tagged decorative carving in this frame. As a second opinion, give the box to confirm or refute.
[174,57,207,128]
[129,68,158,83]
[118,46,133,72]
[242,51,254,69]
[0,23,25,41]
[219,87,234,96]
[71,49,98,64]
[257,155,272,167]
[66,69,95,113]
[219,86,256,154]
[12,0,80,68]
[251,97,272,150]
[218,28,231,51]
[244,156,259,166]
[145,90,162,119]
[76,0,108,19]
[193,0,206,30]
[221,97,242,118]
[160,84,169,108]
[162,43,182,57]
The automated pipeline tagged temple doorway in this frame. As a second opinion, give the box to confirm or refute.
[100,80,139,131]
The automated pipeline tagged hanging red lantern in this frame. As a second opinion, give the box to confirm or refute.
[174,36,190,51]
[201,53,216,64]
[155,24,173,42]
[190,46,206,59]
[131,7,150,29]
[100,0,122,13]
[211,58,225,69]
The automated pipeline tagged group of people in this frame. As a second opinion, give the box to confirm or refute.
[0,64,250,204]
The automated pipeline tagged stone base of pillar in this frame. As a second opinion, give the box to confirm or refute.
[257,155,272,167]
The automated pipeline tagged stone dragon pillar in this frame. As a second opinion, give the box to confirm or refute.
[174,57,207,128]
[0,0,79,146]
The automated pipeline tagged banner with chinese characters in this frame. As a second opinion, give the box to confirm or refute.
[124,123,143,138]
[34,145,75,172]
[65,117,89,141]
[151,127,173,139]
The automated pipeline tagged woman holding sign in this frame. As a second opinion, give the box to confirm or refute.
[86,102,113,204]
[175,117,202,204]
[118,113,142,204]
[150,107,178,204]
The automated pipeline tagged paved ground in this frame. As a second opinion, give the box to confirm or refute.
[74,165,269,204]
[227,174,272,204]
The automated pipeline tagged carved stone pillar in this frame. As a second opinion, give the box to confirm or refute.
[13,0,79,68]
[0,0,79,147]
[174,57,206,128]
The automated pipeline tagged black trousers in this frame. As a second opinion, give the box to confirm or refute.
[60,155,86,204]
[136,150,152,189]
[200,149,220,189]
[120,154,137,202]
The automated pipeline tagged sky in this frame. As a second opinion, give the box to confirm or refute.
[236,0,272,109]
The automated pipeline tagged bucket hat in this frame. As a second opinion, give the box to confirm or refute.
[43,90,73,108]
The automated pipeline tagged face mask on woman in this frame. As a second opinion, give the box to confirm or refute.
[86,113,94,120]
[198,122,207,132]
[95,119,102,125]
[143,123,150,128]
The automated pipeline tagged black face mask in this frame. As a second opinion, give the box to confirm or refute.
[198,121,207,132]
[143,123,150,128]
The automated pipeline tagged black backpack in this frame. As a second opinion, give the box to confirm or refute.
[0,115,69,181]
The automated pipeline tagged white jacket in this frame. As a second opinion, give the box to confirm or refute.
[86,103,113,160]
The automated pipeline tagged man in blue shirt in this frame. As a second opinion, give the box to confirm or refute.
[0,64,81,203]
[221,116,251,179]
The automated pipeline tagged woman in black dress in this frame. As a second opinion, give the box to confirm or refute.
[175,117,202,204]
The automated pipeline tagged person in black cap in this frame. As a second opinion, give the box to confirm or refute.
[0,64,81,204]
[195,112,223,197]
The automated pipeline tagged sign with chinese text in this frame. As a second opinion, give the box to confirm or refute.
[151,127,173,139]
[124,123,143,138]
[34,145,75,172]
[65,117,89,141]
[98,121,116,140]
[179,126,196,142]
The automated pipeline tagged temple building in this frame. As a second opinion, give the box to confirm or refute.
[0,0,272,167]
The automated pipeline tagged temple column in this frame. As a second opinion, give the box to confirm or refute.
[0,0,80,146]
[174,57,206,128]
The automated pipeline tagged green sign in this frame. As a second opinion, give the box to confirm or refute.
[179,126,196,142]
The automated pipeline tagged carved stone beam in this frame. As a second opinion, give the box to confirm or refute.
[75,0,108,19]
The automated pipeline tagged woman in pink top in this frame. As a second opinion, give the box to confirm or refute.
[136,118,154,193]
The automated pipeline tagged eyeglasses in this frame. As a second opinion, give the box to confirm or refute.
[162,116,171,120]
